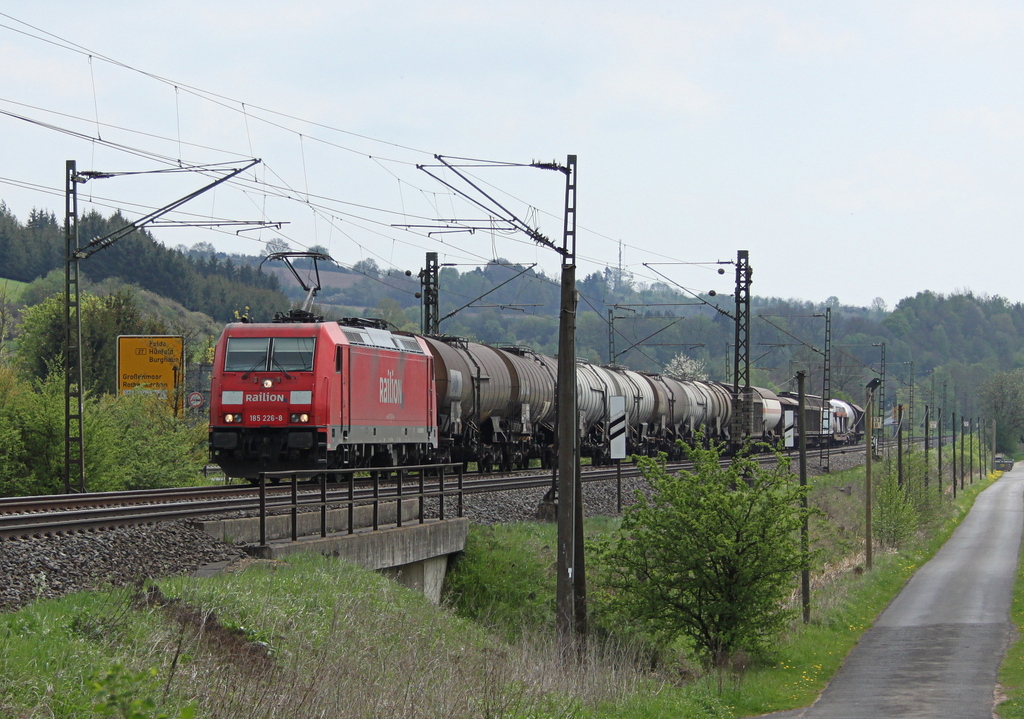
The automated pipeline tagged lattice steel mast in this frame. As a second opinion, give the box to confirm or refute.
[730,250,752,451]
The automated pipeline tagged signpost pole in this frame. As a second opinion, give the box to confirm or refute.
[609,395,626,515]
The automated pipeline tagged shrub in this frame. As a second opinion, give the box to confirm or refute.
[590,439,812,667]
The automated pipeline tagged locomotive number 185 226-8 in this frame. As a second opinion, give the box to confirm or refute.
[250,414,283,423]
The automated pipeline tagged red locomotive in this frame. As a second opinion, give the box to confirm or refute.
[209,315,438,479]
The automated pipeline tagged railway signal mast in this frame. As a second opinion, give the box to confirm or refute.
[63,158,271,493]
[415,154,584,640]
[419,252,440,334]
[731,250,753,452]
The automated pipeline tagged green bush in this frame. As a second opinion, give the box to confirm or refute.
[589,440,813,667]
[0,365,207,496]
[874,469,918,549]
[90,664,195,719]
[443,523,557,640]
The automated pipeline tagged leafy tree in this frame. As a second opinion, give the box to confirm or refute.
[664,352,708,381]
[0,366,31,495]
[185,241,217,259]
[980,369,1024,453]
[0,366,207,496]
[874,469,919,549]
[0,280,18,363]
[87,392,208,491]
[16,268,65,307]
[262,237,291,256]
[352,258,381,278]
[15,289,166,395]
[372,297,416,331]
[590,439,811,666]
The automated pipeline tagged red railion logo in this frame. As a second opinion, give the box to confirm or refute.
[379,370,403,404]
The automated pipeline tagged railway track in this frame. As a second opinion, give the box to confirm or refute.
[0,443,869,541]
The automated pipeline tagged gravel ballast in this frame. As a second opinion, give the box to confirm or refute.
[0,521,245,613]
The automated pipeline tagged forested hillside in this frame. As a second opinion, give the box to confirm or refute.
[3,202,1024,443]
[0,203,289,321]
[275,256,1022,419]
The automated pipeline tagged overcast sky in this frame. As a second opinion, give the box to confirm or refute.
[1,1,1022,309]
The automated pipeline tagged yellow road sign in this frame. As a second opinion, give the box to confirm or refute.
[117,335,184,413]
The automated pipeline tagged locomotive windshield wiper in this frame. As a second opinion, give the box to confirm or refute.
[270,357,294,379]
[241,357,268,379]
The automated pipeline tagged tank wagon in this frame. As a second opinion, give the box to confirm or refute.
[209,316,863,479]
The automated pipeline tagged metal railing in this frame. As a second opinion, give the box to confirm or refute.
[255,463,464,546]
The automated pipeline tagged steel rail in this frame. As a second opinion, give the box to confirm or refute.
[0,441,877,540]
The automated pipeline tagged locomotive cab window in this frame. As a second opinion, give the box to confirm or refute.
[224,337,270,372]
[225,337,316,372]
[272,337,316,372]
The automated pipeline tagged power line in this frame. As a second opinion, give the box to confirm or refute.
[0,20,703,280]
[0,12,735,300]
[0,12,434,160]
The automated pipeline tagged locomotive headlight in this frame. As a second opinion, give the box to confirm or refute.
[290,413,310,423]
[223,413,243,423]
[262,379,274,388]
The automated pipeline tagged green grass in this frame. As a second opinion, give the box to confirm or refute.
[0,553,647,718]
[439,467,998,718]
[0,277,27,303]
[996,470,1024,718]
[0,466,1001,718]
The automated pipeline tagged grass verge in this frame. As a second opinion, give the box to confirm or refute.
[0,552,649,718]
[444,469,999,718]
[0,469,1001,718]
[995,472,1024,718]
[625,471,998,718]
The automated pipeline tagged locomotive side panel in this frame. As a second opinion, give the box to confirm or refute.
[345,345,436,445]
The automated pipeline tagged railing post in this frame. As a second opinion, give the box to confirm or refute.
[439,465,446,521]
[291,473,298,542]
[458,465,464,518]
[418,466,425,524]
[373,469,380,531]
[320,471,327,538]
[348,470,355,535]
[259,472,267,546]
[397,469,404,528]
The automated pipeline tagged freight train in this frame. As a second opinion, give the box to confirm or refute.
[208,314,863,479]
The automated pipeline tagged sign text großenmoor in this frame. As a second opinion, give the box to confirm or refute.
[116,335,184,413]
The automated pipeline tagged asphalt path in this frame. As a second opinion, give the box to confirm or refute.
[764,468,1024,719]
